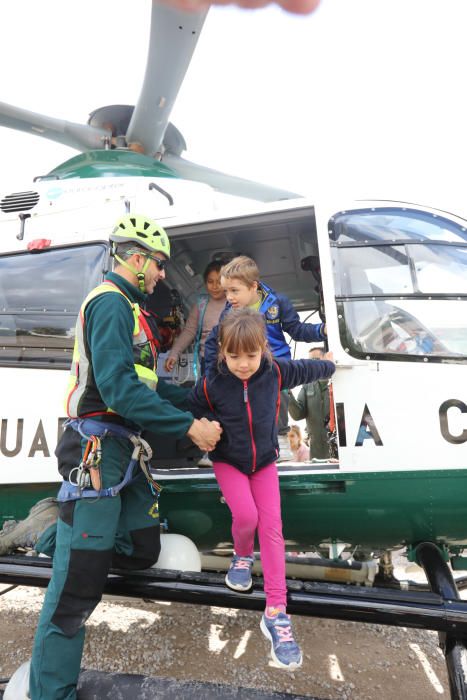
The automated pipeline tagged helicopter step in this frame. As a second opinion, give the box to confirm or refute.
[1,551,467,637]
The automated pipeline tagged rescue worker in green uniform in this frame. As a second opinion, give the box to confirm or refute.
[288,346,332,460]
[29,214,222,700]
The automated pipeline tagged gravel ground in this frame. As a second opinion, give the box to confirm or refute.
[0,581,450,699]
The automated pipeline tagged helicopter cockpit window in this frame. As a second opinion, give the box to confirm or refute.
[330,208,467,361]
[0,243,107,368]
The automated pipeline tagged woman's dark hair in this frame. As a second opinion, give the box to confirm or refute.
[203,260,224,282]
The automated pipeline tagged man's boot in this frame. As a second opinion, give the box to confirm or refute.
[0,497,59,555]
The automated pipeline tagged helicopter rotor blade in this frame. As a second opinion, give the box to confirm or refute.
[163,153,301,202]
[125,1,208,156]
[0,101,111,151]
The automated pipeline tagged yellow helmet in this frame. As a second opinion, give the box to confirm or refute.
[110,214,170,259]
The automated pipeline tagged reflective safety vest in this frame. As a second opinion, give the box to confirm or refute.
[66,281,159,419]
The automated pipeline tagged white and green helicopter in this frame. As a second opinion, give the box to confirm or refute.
[1,2,467,697]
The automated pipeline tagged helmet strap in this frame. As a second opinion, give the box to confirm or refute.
[114,254,150,293]
[137,258,151,293]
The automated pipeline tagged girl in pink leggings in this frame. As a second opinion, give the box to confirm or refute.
[189,308,335,670]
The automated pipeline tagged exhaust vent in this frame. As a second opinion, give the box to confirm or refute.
[0,191,40,213]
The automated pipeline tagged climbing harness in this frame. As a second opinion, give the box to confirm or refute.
[68,432,102,491]
[57,418,162,503]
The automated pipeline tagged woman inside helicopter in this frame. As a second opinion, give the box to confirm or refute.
[164,260,226,381]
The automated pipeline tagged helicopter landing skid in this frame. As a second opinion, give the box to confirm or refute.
[1,550,467,698]
[417,542,467,700]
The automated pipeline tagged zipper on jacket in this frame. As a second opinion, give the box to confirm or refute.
[243,380,257,472]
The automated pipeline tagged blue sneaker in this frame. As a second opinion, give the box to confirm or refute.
[225,554,254,592]
[260,611,303,670]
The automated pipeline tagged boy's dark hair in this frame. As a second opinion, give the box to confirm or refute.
[218,308,272,364]
[203,260,224,282]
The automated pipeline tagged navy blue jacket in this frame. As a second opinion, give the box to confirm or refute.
[204,281,325,370]
[189,356,335,474]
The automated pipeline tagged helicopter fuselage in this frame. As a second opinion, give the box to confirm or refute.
[0,173,466,562]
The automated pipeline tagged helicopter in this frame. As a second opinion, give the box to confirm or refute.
[1,1,467,698]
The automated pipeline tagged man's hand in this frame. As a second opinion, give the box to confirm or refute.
[187,417,222,452]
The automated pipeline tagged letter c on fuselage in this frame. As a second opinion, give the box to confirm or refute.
[439,399,467,444]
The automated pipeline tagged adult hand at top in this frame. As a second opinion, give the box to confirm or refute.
[166,0,320,15]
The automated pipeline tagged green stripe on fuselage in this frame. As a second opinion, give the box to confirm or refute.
[2,469,467,555]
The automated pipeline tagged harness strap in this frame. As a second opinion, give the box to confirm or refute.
[57,418,161,502]
[139,308,161,361]
[71,417,141,441]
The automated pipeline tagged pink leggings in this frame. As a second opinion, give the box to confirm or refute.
[213,461,286,608]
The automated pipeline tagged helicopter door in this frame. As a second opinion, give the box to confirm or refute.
[319,205,467,472]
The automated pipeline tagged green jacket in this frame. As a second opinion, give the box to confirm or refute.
[288,380,330,459]
[85,272,194,438]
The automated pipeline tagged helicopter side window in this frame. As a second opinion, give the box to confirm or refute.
[0,243,107,369]
[330,208,467,362]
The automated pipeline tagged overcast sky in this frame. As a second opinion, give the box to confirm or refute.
[1,0,467,212]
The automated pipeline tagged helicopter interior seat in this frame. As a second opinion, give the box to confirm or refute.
[344,267,384,353]
[145,280,174,320]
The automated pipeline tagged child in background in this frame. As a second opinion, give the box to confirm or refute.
[189,308,335,670]
[287,425,309,462]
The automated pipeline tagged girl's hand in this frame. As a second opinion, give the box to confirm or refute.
[324,351,334,363]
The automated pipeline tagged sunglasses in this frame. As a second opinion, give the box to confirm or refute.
[145,254,168,271]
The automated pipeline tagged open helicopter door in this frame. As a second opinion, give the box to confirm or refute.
[316,201,467,557]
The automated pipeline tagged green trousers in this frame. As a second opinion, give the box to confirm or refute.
[29,436,160,700]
